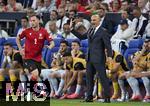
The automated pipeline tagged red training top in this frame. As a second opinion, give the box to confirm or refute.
[19,27,52,62]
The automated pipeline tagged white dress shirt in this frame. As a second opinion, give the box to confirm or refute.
[56,16,69,31]
[99,17,105,27]
[94,23,101,34]
[131,15,147,37]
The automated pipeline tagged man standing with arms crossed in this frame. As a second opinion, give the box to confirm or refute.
[16,15,54,100]
[71,14,113,103]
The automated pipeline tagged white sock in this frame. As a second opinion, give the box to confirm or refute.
[92,84,97,96]
[56,78,64,95]
[27,74,31,81]
[127,77,141,96]
[37,77,46,90]
[142,77,150,96]
[118,79,126,94]
[50,78,58,94]
[67,87,71,94]
[20,75,27,91]
[75,84,81,95]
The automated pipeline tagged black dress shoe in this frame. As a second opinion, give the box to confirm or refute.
[82,96,93,102]
[103,98,110,103]
[82,98,93,102]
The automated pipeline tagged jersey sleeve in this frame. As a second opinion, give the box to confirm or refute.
[45,29,53,42]
[19,30,26,39]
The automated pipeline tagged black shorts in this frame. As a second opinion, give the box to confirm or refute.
[74,62,85,71]
[23,59,41,74]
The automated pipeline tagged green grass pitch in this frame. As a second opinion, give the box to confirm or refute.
[50,99,150,106]
[0,99,149,106]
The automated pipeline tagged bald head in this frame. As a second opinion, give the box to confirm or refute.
[91,14,101,28]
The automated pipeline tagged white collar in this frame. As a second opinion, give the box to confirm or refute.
[94,23,101,34]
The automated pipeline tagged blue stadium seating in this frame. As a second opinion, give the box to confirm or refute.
[128,39,144,49]
[66,39,80,46]
[123,39,144,69]
[42,48,48,63]
[124,48,140,69]
[5,37,17,46]
[45,49,52,67]
[0,38,6,45]
[0,37,145,70]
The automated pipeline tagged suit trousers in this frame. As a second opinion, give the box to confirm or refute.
[86,61,110,99]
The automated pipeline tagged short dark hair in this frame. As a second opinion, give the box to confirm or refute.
[4,42,13,47]
[72,40,81,46]
[51,10,58,16]
[63,23,70,26]
[30,15,41,20]
[62,52,72,57]
[69,10,77,14]
[21,16,29,21]
[133,7,141,12]
[60,40,69,46]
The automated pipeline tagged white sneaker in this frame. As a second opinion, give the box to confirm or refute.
[143,99,150,103]
[117,92,129,102]
[97,99,105,102]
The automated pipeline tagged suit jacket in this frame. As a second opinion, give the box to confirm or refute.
[71,26,112,64]
[101,17,114,37]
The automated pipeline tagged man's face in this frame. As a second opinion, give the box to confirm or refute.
[133,9,141,18]
[58,8,65,18]
[30,16,39,28]
[21,19,28,28]
[44,0,51,7]
[71,42,80,51]
[91,15,100,28]
[63,24,70,34]
[63,56,72,64]
[121,24,128,31]
[60,43,67,52]
[50,11,57,20]
[3,45,13,56]
[113,0,119,9]
[143,41,149,50]
[99,9,105,18]
[138,0,146,8]
[121,11,128,19]
[69,11,75,19]
[121,1,128,10]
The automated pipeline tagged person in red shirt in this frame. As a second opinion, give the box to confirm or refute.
[16,15,54,99]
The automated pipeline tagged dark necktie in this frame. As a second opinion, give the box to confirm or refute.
[59,18,63,29]
[90,27,95,38]
[135,18,140,32]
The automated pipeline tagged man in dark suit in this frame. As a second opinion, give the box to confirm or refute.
[71,14,113,103]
